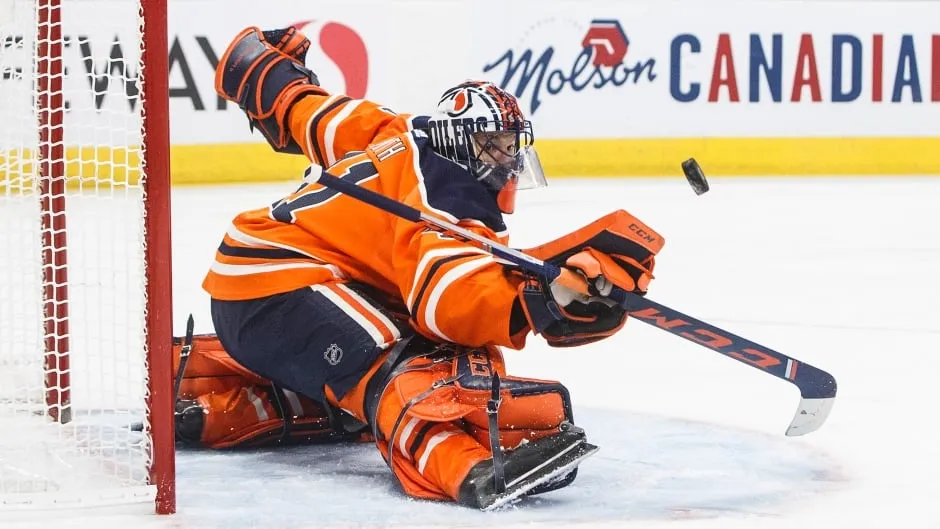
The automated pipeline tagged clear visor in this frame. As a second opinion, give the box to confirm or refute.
[471,130,547,193]
[511,145,548,190]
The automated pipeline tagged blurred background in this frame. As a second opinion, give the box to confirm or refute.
[168,0,940,183]
[4,0,935,186]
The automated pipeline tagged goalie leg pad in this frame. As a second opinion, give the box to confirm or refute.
[184,386,349,449]
[357,341,584,503]
[171,331,362,449]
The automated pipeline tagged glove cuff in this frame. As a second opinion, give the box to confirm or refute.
[517,279,563,334]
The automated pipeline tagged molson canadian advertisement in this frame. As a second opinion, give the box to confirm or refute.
[2,0,937,181]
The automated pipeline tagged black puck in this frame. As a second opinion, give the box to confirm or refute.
[682,158,709,195]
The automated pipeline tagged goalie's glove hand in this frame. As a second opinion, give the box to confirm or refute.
[215,27,324,153]
[517,249,652,348]
[260,27,315,71]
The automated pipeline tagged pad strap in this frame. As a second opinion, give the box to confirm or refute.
[363,337,415,436]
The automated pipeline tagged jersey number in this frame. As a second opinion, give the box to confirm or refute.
[270,158,378,223]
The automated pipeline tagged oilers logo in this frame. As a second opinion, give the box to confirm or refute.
[428,82,527,161]
[428,85,493,158]
[440,88,474,117]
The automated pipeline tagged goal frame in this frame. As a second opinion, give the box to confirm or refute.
[33,0,176,515]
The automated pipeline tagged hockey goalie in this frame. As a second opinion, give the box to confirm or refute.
[181,26,664,511]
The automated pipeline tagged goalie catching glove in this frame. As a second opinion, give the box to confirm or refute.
[258,27,312,63]
[515,210,663,347]
[215,26,325,154]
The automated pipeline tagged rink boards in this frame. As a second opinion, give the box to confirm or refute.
[0,0,938,183]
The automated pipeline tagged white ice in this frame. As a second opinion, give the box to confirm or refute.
[7,176,940,529]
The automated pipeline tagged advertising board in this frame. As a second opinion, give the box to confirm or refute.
[1,0,937,180]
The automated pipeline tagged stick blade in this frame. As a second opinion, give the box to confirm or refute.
[785,397,835,436]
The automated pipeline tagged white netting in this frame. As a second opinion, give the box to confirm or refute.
[0,0,157,510]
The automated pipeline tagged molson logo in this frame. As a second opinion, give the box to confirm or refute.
[482,19,657,114]
[481,17,939,110]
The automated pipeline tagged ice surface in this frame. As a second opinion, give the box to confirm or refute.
[4,176,939,528]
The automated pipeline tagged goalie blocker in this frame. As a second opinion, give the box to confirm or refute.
[516,209,662,347]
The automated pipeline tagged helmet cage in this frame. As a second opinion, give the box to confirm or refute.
[465,119,534,193]
[427,81,547,213]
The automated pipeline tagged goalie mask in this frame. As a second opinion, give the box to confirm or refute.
[427,81,547,214]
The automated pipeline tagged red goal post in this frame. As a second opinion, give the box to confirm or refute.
[0,0,175,515]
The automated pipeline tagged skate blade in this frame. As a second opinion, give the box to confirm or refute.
[481,441,599,512]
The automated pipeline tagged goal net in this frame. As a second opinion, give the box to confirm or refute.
[0,0,174,514]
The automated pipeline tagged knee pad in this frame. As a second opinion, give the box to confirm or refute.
[365,338,575,458]
[456,352,574,450]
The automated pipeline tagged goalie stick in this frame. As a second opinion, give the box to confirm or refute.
[311,170,837,436]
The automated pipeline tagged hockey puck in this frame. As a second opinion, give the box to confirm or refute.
[682,158,709,195]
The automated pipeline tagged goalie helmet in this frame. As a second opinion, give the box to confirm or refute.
[427,80,547,214]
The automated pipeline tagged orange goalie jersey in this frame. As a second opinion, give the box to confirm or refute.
[202,93,529,349]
